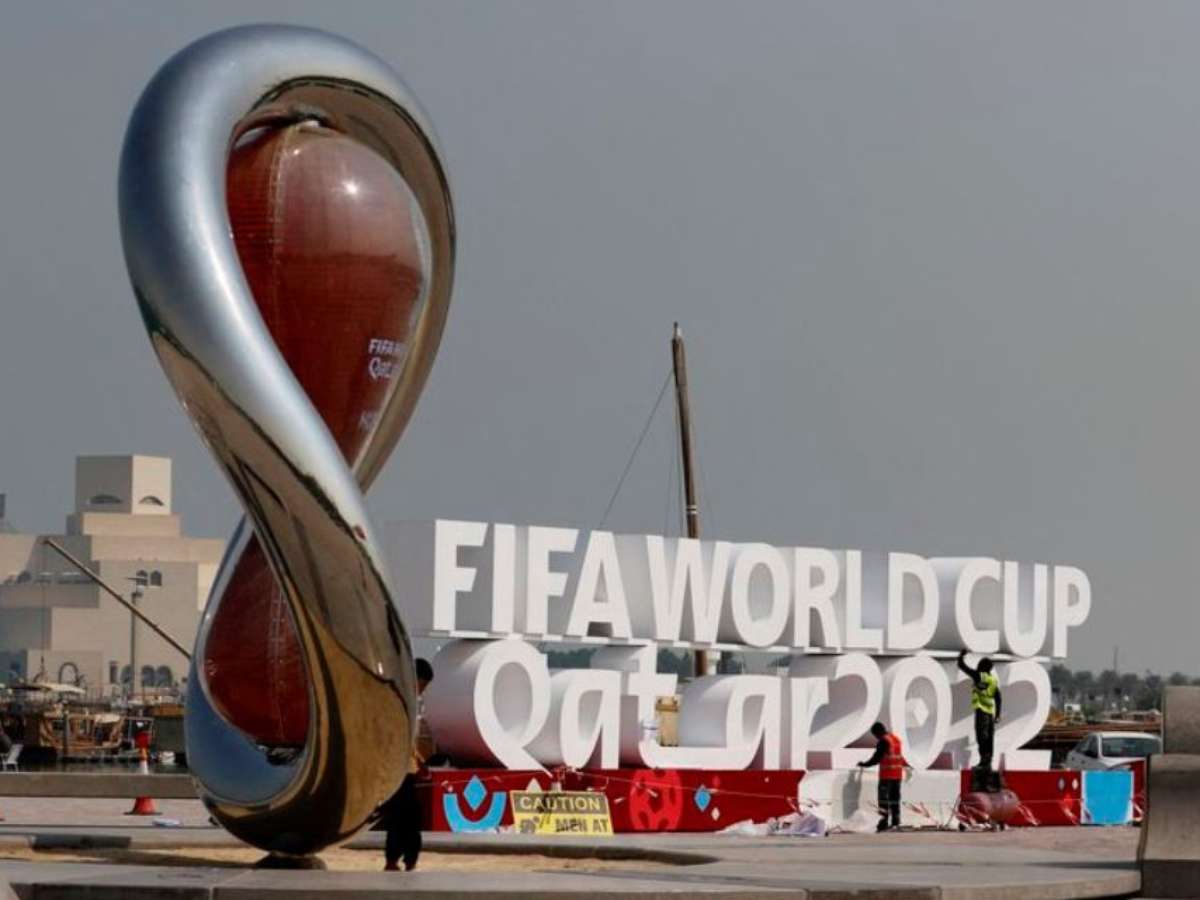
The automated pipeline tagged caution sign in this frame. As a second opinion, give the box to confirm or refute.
[510,791,613,836]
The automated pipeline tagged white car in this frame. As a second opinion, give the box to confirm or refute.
[1065,732,1161,771]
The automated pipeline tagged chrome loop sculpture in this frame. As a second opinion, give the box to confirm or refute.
[118,25,454,856]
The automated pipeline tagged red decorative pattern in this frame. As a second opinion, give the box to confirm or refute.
[203,122,427,747]
[621,769,686,831]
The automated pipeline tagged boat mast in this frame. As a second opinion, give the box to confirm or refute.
[671,323,709,677]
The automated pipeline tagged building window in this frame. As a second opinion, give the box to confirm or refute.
[149,571,163,587]
[139,495,164,507]
[89,494,122,506]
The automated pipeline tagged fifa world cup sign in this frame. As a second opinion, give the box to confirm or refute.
[393,521,1091,774]
[119,27,454,856]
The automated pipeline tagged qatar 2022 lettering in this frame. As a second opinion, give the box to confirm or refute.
[393,520,1090,773]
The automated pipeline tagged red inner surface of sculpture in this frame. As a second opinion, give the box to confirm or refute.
[202,121,427,746]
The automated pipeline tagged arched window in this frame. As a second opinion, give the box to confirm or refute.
[135,570,148,587]
[155,665,173,687]
[149,571,163,587]
[138,495,164,507]
[141,665,157,688]
[89,494,122,506]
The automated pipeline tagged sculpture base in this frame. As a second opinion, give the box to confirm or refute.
[254,853,328,870]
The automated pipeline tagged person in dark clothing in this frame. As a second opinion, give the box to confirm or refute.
[384,657,436,872]
[857,722,907,832]
[957,650,1002,773]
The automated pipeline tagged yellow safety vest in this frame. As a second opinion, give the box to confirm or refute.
[972,671,999,716]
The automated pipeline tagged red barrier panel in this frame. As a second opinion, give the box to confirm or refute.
[564,769,805,832]
[959,769,1082,826]
[418,768,805,833]
[421,767,1096,832]
[1128,759,1146,822]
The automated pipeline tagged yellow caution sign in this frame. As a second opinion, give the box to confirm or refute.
[510,791,613,836]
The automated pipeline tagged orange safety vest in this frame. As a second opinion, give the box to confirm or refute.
[880,733,906,781]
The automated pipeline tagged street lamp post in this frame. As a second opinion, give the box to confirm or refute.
[128,575,147,701]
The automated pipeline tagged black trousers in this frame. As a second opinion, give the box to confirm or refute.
[975,709,995,771]
[877,779,901,828]
[384,774,422,870]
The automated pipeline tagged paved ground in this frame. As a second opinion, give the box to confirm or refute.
[0,797,213,832]
[0,798,1144,898]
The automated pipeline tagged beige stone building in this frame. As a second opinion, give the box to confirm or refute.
[0,456,225,695]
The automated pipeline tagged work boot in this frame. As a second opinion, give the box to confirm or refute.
[876,818,890,833]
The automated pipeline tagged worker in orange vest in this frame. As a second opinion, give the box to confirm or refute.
[857,722,908,832]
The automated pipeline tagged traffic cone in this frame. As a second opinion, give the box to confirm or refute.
[126,736,159,816]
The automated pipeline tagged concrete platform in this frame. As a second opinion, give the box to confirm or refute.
[0,818,1143,898]
[0,772,196,799]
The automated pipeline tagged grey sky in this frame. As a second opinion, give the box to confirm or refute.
[0,2,1194,674]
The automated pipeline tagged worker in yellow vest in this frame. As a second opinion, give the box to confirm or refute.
[957,650,1002,772]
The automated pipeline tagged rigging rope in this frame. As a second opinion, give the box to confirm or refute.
[663,413,677,538]
[597,369,673,531]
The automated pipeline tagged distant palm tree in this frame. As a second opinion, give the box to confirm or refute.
[1098,669,1119,709]
[1119,672,1140,696]
[1074,670,1096,701]
[1048,664,1074,701]
[1138,673,1164,710]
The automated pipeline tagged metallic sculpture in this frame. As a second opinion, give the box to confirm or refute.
[118,25,454,856]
